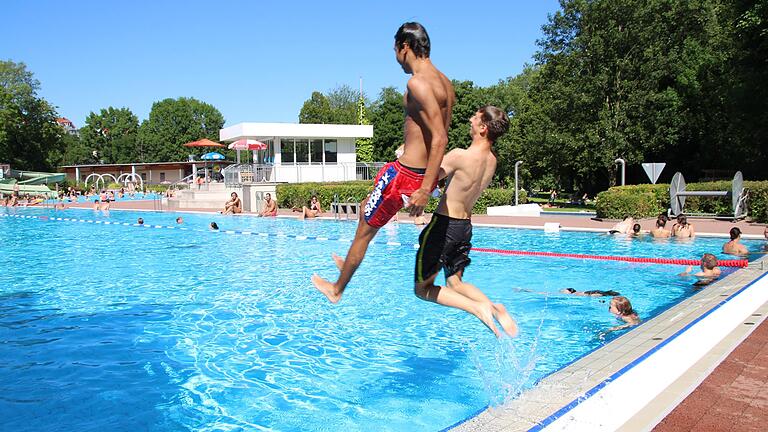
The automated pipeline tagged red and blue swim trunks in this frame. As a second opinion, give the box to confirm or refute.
[364,160,427,228]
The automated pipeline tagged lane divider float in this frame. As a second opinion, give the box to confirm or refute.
[1,213,749,268]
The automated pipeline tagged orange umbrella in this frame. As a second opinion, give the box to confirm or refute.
[182,138,225,148]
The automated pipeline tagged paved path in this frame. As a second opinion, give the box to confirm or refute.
[653,318,768,432]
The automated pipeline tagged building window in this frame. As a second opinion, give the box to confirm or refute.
[324,140,337,164]
[160,172,166,182]
[281,138,294,164]
[310,139,323,165]
[295,139,309,164]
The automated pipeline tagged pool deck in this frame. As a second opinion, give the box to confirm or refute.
[59,200,768,431]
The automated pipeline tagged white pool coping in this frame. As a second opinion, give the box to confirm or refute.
[452,257,768,432]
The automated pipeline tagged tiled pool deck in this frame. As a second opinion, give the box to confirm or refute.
[62,200,768,431]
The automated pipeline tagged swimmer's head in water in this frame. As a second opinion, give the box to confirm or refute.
[729,226,741,240]
[656,217,667,228]
[137,218,144,225]
[677,214,688,225]
[210,222,219,230]
[632,223,641,233]
[701,253,718,270]
[610,296,636,317]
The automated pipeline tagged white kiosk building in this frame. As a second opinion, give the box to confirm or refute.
[218,122,375,184]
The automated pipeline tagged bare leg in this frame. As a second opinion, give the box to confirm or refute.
[446,275,518,337]
[332,253,345,270]
[312,204,380,303]
[415,274,500,337]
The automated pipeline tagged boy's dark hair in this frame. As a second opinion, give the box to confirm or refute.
[395,22,431,58]
[632,223,641,233]
[656,216,667,228]
[729,227,741,240]
[478,105,510,142]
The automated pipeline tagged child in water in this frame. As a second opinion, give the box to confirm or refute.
[608,296,640,331]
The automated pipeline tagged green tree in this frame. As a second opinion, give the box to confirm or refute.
[79,107,139,164]
[355,94,374,162]
[522,0,741,192]
[299,91,332,123]
[0,60,63,171]
[368,87,403,161]
[327,84,362,124]
[137,97,225,162]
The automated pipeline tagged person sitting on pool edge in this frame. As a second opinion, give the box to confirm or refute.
[292,195,322,219]
[608,296,640,331]
[680,253,722,285]
[561,288,621,297]
[608,216,634,235]
[258,193,278,217]
[723,227,748,256]
[222,192,242,215]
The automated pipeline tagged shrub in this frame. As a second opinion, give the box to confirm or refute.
[276,182,527,214]
[595,190,663,219]
[595,181,768,222]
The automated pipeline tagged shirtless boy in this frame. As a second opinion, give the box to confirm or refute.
[680,253,722,279]
[259,193,277,217]
[313,22,455,303]
[413,106,517,337]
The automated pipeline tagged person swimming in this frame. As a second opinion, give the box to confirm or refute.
[608,296,640,331]
[562,288,621,297]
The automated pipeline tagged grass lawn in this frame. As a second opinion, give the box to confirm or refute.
[527,197,596,213]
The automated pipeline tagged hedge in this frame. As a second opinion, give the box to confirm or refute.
[276,181,527,215]
[595,181,768,222]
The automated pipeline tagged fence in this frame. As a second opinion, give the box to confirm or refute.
[222,162,386,187]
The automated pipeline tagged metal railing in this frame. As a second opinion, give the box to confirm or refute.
[221,162,387,187]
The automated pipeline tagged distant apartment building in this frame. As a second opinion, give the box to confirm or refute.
[56,117,78,135]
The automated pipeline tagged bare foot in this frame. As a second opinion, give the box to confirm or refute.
[332,253,345,270]
[475,303,501,338]
[311,274,342,304]
[493,303,519,337]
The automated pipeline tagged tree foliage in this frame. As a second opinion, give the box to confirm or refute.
[137,97,225,162]
[298,91,332,123]
[0,60,63,171]
[368,87,404,162]
[79,107,139,164]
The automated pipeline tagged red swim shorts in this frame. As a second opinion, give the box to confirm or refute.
[364,161,426,228]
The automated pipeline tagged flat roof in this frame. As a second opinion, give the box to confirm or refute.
[59,161,231,168]
[219,122,373,141]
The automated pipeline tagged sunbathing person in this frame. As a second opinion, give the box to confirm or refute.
[723,227,749,256]
[561,288,621,297]
[293,195,322,219]
[608,216,634,235]
[608,296,640,331]
[259,193,277,217]
[222,192,242,215]
[672,214,695,238]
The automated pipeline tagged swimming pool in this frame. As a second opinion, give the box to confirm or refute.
[0,208,762,431]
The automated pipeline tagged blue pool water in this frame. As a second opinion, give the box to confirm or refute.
[50,192,160,203]
[0,208,763,431]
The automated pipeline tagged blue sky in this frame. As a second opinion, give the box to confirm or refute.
[3,0,561,128]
